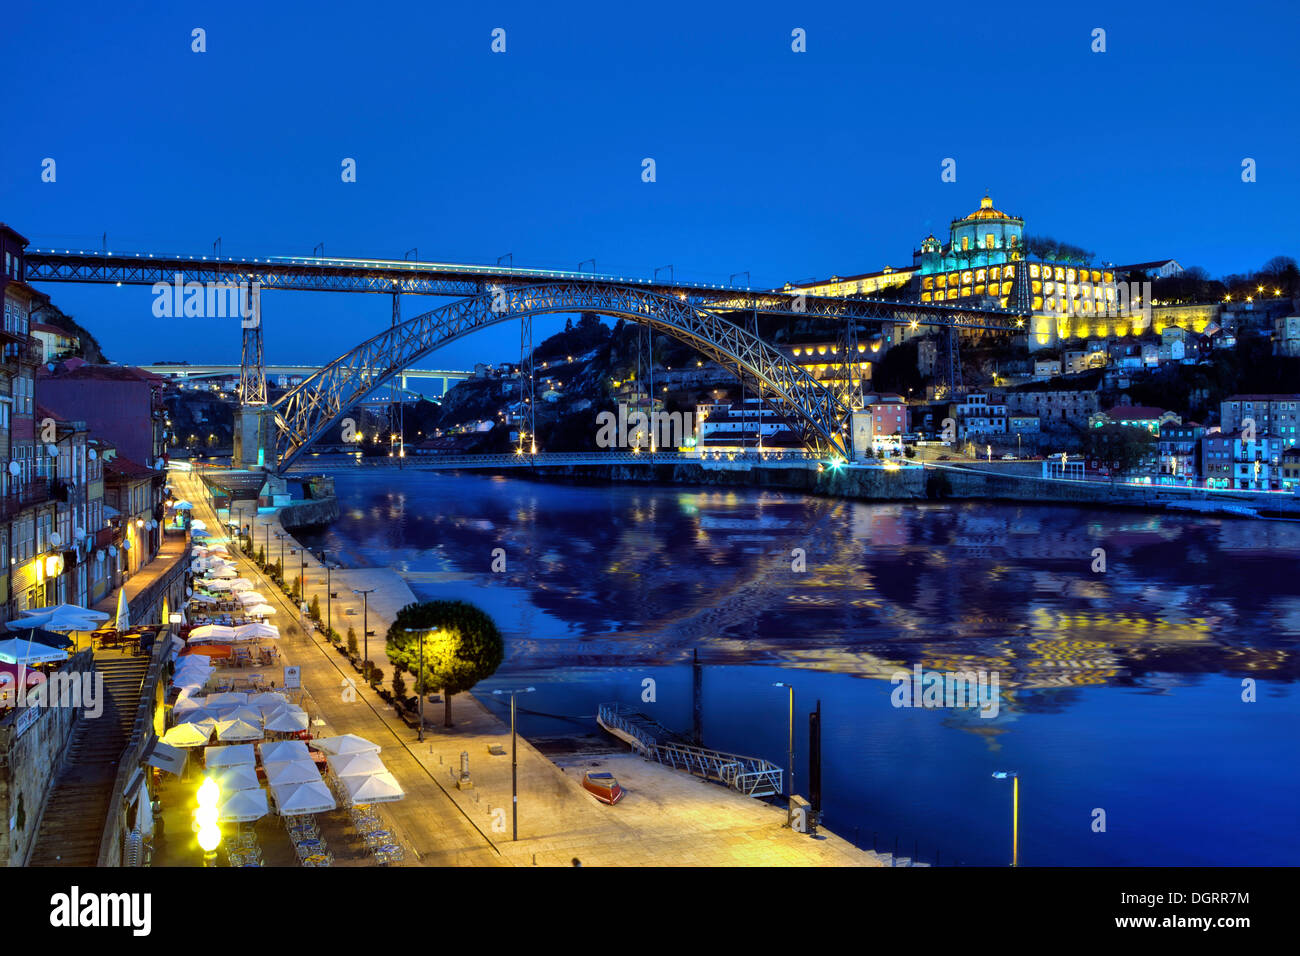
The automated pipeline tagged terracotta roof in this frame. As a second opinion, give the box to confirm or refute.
[104,455,160,479]
[38,363,163,384]
[29,322,75,336]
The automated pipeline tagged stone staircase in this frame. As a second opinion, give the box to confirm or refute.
[27,652,150,867]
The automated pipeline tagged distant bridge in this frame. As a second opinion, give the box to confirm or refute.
[140,362,470,399]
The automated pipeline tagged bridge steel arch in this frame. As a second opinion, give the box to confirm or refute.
[272,282,854,472]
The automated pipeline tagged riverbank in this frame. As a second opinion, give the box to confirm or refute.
[290,455,1300,518]
[202,477,883,866]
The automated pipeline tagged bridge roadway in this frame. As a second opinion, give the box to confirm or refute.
[23,248,1027,332]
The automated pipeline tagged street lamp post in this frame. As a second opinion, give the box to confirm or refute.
[319,549,333,638]
[992,771,1019,866]
[353,588,376,668]
[773,682,795,797]
[492,687,535,840]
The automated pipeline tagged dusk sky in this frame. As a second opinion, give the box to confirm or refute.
[3,0,1296,370]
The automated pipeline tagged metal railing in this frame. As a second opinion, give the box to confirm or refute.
[596,703,783,798]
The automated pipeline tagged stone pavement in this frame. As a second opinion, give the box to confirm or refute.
[171,466,883,867]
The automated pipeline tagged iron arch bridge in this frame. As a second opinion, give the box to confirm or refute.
[272,281,856,472]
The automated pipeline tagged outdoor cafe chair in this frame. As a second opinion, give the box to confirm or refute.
[372,844,403,865]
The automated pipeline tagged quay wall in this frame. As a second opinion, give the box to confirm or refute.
[439,460,1300,517]
[0,650,96,866]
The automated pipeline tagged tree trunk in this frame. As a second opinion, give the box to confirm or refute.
[444,690,453,728]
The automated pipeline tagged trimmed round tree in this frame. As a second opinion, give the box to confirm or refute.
[385,600,505,727]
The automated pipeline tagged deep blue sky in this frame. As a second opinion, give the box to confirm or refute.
[3,0,1296,369]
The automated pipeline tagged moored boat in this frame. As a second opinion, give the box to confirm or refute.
[582,771,625,805]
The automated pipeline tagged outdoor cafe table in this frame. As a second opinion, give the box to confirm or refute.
[363,829,393,846]
[295,838,325,854]
[303,854,330,867]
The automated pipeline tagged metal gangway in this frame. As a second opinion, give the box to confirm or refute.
[597,703,783,799]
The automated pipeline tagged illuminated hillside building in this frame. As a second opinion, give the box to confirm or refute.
[779,195,1185,349]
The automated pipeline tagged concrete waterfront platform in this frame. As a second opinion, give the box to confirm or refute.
[172,466,884,867]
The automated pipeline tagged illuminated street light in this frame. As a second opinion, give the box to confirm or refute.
[492,686,536,840]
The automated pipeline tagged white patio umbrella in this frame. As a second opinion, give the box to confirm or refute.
[216,717,263,742]
[212,705,263,725]
[0,638,68,665]
[217,787,268,824]
[245,604,278,618]
[14,604,110,632]
[341,771,405,804]
[310,734,381,757]
[212,764,261,793]
[264,760,322,788]
[188,624,236,643]
[172,693,207,717]
[190,558,213,572]
[173,500,193,511]
[272,780,336,816]
[187,593,220,606]
[207,567,238,580]
[190,528,211,538]
[114,589,130,633]
[204,743,256,768]
[177,715,218,738]
[161,722,211,748]
[236,591,268,606]
[258,739,310,764]
[206,691,249,707]
[175,704,220,723]
[190,519,208,531]
[235,622,279,641]
[264,707,309,733]
[173,670,212,688]
[227,579,255,592]
[207,543,230,553]
[202,579,234,592]
[327,751,387,778]
[248,691,289,710]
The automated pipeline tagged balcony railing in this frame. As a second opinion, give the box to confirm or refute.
[0,478,54,521]
[1,335,42,366]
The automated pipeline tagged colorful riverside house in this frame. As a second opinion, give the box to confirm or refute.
[1281,447,1300,492]
[1157,422,1204,485]
[1218,394,1300,446]
[1201,431,1287,490]
[0,223,62,623]
[37,408,102,607]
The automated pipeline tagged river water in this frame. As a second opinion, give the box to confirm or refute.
[296,467,1300,866]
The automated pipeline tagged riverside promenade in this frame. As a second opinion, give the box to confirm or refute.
[174,467,883,867]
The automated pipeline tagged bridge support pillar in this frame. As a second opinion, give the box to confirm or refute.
[233,404,278,471]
